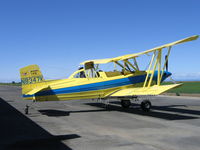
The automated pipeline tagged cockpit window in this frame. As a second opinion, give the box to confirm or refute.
[74,70,86,78]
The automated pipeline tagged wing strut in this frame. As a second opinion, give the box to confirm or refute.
[143,45,172,87]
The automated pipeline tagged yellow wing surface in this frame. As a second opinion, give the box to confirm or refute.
[80,35,199,65]
[110,84,182,97]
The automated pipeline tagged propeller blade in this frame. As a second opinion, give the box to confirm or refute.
[165,55,168,71]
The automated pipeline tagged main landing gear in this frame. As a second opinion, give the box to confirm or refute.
[140,100,151,112]
[120,99,152,112]
[121,100,131,108]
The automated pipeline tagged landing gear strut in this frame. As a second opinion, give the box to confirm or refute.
[25,105,29,114]
[121,100,131,108]
[140,100,151,112]
[24,100,36,115]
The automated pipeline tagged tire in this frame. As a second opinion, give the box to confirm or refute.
[25,105,29,114]
[141,100,151,112]
[121,100,131,108]
[25,107,28,114]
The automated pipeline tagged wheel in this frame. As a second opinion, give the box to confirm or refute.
[25,105,29,114]
[121,100,131,108]
[140,100,151,112]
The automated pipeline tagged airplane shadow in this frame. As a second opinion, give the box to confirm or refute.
[120,101,200,116]
[0,98,80,150]
[38,109,70,117]
[85,101,199,121]
[38,109,107,117]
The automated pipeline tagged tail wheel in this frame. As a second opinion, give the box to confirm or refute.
[121,100,131,108]
[141,100,151,112]
[25,105,29,114]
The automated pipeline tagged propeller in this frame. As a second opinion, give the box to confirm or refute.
[165,55,168,71]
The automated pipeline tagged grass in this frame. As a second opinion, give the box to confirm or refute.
[0,82,21,86]
[162,81,200,94]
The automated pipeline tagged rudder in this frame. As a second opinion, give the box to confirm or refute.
[20,65,45,97]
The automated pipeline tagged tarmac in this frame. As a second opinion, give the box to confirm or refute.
[1,85,200,150]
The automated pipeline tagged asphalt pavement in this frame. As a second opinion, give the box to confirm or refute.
[1,85,200,150]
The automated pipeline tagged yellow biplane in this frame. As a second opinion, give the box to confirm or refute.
[20,35,198,113]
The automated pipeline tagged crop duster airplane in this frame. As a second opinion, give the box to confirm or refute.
[20,35,198,113]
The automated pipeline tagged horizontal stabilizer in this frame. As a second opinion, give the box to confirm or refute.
[110,84,182,97]
[25,85,49,95]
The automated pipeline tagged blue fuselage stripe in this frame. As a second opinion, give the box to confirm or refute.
[23,74,146,98]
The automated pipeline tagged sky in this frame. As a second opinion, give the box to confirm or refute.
[0,0,199,82]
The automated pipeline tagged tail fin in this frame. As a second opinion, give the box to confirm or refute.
[20,65,45,96]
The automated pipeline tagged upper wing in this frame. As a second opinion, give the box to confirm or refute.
[109,84,182,97]
[80,35,198,65]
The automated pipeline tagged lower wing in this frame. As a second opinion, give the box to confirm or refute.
[109,84,182,97]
